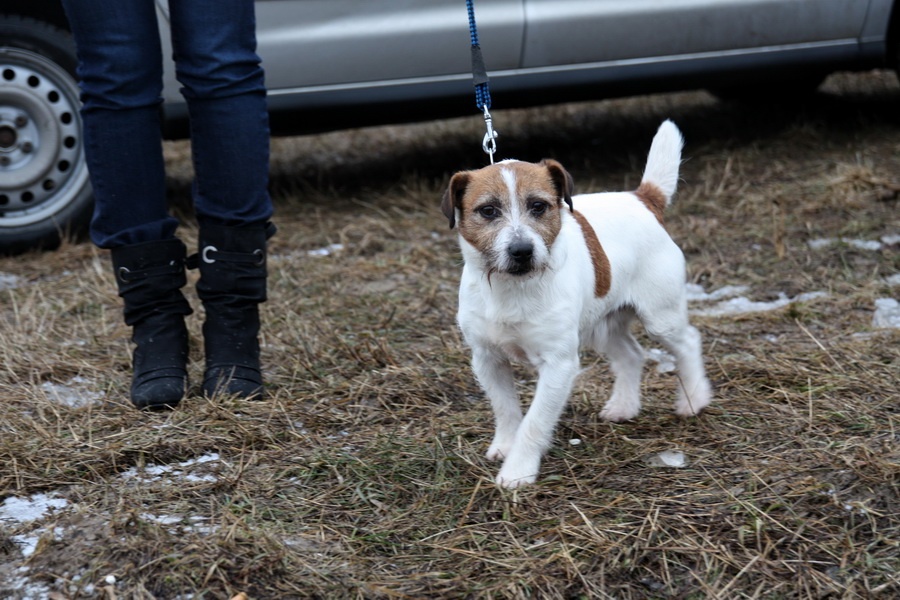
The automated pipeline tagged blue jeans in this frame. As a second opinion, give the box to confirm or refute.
[61,0,273,248]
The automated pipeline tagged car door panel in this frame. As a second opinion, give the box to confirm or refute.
[256,0,524,91]
[521,0,872,67]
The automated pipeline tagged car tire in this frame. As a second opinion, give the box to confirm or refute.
[0,14,92,255]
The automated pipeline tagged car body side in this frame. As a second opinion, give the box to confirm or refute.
[158,0,900,134]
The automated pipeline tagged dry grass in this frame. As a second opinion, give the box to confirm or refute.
[1,71,898,599]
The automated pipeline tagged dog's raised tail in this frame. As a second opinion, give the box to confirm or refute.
[640,120,684,206]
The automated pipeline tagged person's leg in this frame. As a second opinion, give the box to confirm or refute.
[61,0,190,409]
[60,0,180,248]
[168,0,272,227]
[168,0,273,398]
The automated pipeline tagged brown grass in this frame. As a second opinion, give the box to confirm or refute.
[1,71,898,599]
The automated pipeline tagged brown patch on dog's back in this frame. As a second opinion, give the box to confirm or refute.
[635,182,667,225]
[572,210,611,297]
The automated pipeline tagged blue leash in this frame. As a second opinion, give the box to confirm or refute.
[466,0,499,163]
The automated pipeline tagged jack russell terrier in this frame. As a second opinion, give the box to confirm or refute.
[441,120,712,488]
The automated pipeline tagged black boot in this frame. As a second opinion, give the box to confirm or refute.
[111,239,192,410]
[194,222,274,399]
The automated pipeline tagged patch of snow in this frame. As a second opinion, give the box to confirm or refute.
[691,291,827,317]
[41,376,104,408]
[269,243,344,260]
[685,283,748,302]
[807,238,833,250]
[873,298,900,329]
[4,569,52,600]
[881,234,900,246]
[808,237,884,251]
[885,273,900,286]
[1,496,69,560]
[850,332,875,340]
[138,513,215,536]
[10,534,40,558]
[9,527,63,558]
[307,243,344,257]
[568,438,582,446]
[120,453,220,484]
[0,272,21,291]
[140,513,185,526]
[849,239,883,251]
[61,340,88,347]
[0,494,69,525]
[645,450,688,468]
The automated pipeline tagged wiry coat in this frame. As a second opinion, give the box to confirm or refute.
[443,120,712,488]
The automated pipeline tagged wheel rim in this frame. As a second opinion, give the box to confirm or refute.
[0,47,89,228]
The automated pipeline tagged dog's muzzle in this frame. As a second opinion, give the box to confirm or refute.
[506,239,534,275]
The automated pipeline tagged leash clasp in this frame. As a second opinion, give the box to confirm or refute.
[481,105,499,164]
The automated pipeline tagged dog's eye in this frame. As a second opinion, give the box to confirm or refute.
[530,201,548,216]
[478,205,500,219]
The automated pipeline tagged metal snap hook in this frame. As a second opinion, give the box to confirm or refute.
[482,105,498,164]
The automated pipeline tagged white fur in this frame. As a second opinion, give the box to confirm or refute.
[641,119,683,201]
[454,121,712,488]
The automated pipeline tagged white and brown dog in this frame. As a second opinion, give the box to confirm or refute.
[441,120,712,488]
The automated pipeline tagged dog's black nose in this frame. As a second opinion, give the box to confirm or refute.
[508,240,534,263]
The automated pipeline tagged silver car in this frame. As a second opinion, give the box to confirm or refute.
[1,0,898,253]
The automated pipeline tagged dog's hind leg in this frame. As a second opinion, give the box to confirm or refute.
[496,353,579,488]
[642,311,712,417]
[666,324,712,417]
[598,310,646,422]
[471,347,523,462]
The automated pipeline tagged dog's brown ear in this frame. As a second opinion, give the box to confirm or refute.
[441,171,470,229]
[541,159,574,211]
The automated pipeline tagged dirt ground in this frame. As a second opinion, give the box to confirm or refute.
[0,70,898,599]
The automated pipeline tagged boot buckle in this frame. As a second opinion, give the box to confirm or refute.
[202,245,218,264]
[201,244,264,266]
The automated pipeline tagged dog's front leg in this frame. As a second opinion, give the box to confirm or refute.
[471,347,522,462]
[496,354,579,488]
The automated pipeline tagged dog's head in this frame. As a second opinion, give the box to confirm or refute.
[441,159,574,277]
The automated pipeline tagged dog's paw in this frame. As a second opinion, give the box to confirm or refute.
[600,390,641,423]
[486,434,515,461]
[486,443,509,462]
[674,381,712,417]
[496,471,536,489]
[495,454,540,488]
[600,404,640,423]
[495,466,537,489]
